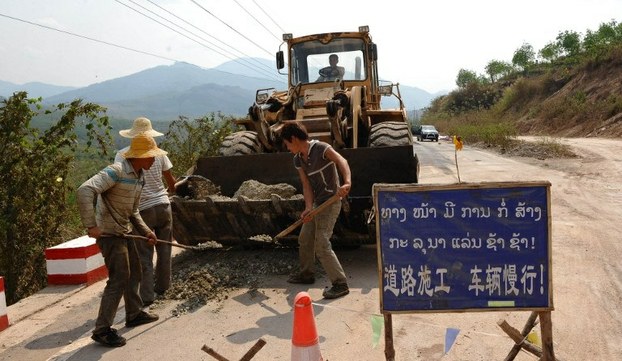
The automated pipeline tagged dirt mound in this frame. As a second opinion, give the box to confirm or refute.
[519,55,622,138]
[176,177,300,200]
[491,138,579,159]
[175,175,221,199]
[233,179,298,200]
[157,248,300,315]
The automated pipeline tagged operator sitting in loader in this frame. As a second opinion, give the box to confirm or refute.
[316,54,345,82]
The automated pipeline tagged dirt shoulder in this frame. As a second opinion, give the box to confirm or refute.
[1,137,621,360]
[418,137,622,360]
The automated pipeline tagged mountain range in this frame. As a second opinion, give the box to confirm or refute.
[0,80,76,99]
[1,59,443,121]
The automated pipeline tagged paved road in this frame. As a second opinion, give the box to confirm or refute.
[1,137,621,360]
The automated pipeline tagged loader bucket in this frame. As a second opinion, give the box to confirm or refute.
[171,195,304,247]
[172,145,418,246]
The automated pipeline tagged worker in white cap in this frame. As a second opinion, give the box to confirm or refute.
[115,117,176,307]
[78,135,166,347]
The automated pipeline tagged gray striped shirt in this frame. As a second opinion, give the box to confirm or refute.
[294,140,339,204]
[77,160,151,236]
[115,147,173,211]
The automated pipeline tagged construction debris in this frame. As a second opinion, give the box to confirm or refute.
[176,176,301,201]
[175,175,222,199]
[156,247,303,316]
[233,179,298,200]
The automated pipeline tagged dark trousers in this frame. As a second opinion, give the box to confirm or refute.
[136,203,172,303]
[94,236,143,335]
[298,201,347,285]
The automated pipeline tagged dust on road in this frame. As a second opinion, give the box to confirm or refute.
[1,137,621,361]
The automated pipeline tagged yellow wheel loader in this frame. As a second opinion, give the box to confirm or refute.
[172,26,419,247]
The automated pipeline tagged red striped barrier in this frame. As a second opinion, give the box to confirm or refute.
[0,276,8,331]
[45,236,107,285]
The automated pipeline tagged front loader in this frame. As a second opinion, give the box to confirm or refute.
[172,26,419,247]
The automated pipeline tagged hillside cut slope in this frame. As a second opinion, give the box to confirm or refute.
[516,55,622,138]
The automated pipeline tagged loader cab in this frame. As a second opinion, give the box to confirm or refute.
[276,31,374,86]
[289,39,367,86]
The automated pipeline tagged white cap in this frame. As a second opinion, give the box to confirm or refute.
[119,117,164,138]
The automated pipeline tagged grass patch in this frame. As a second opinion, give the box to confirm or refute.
[424,109,518,149]
[496,137,577,159]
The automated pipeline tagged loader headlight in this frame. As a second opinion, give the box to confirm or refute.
[255,87,275,104]
[256,92,269,104]
[379,85,393,96]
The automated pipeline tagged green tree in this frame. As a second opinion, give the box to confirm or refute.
[0,92,111,304]
[556,30,582,57]
[539,41,562,63]
[584,20,622,58]
[456,68,479,88]
[485,60,514,82]
[512,43,536,71]
[158,113,235,177]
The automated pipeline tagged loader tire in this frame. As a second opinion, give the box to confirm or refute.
[219,131,263,156]
[368,121,412,147]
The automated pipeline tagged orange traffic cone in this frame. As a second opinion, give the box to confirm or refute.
[291,291,324,361]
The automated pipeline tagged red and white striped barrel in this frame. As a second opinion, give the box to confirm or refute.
[45,236,108,285]
[0,276,8,331]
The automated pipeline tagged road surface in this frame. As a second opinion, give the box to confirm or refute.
[1,137,620,360]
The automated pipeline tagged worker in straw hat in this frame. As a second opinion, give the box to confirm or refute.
[118,116,164,138]
[115,117,176,308]
[77,135,166,347]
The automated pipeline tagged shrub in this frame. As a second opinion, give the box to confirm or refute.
[158,113,236,177]
[0,92,111,304]
[605,94,622,118]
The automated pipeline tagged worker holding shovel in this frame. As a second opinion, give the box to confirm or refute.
[77,135,163,347]
[115,117,176,307]
[280,122,351,299]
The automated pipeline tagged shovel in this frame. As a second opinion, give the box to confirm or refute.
[274,194,341,240]
[122,234,207,251]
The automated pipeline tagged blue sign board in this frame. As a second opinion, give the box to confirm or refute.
[375,182,553,313]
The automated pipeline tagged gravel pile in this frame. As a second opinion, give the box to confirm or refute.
[175,175,222,199]
[234,179,298,200]
[160,176,305,315]
[157,247,301,316]
[177,176,301,201]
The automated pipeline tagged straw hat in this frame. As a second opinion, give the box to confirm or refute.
[123,135,167,159]
[119,117,164,138]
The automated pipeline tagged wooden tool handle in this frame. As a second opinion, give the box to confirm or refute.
[275,194,341,239]
[122,234,198,250]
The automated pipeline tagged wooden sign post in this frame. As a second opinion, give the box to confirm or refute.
[201,338,267,361]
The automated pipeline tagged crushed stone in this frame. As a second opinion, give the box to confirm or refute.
[233,179,298,200]
[154,247,300,316]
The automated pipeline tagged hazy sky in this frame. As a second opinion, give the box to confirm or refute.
[1,0,619,93]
